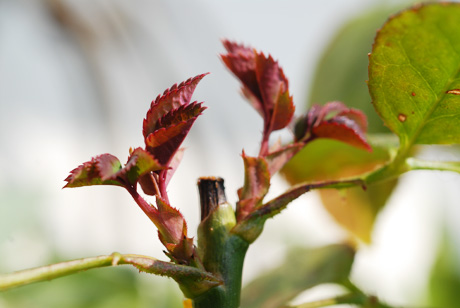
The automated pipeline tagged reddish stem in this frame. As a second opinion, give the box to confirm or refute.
[259,125,270,157]
[158,169,170,204]
[125,185,159,222]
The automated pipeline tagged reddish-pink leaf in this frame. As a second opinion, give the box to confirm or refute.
[145,119,196,165]
[96,154,122,181]
[237,153,270,220]
[269,89,295,132]
[222,40,294,136]
[138,173,159,196]
[221,40,262,106]
[121,147,165,185]
[241,87,265,117]
[143,74,207,139]
[155,102,206,131]
[337,109,368,132]
[265,143,303,175]
[314,101,349,125]
[155,196,188,245]
[154,196,194,263]
[164,148,185,188]
[313,119,372,152]
[64,155,124,188]
[294,102,371,152]
[255,53,288,114]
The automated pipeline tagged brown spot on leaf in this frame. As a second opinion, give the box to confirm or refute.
[411,92,416,96]
[398,113,407,122]
[446,89,460,95]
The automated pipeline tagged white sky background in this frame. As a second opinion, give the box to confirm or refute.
[1,0,459,306]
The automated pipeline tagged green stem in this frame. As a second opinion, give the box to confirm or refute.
[406,158,460,173]
[286,293,364,308]
[0,253,221,293]
[194,178,249,308]
[287,292,395,308]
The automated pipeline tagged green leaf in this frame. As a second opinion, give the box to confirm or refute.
[281,137,396,242]
[282,137,394,184]
[240,244,355,308]
[319,180,397,243]
[369,3,460,151]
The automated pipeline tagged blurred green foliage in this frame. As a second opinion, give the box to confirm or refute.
[240,244,355,308]
[0,265,183,308]
[428,230,460,308]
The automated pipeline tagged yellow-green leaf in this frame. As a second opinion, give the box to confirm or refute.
[369,3,460,151]
[281,137,396,242]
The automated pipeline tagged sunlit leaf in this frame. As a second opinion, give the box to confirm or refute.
[369,3,460,150]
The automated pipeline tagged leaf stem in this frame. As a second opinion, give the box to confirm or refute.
[232,178,364,243]
[158,169,170,203]
[259,127,270,157]
[406,158,460,173]
[286,292,395,308]
[286,293,363,308]
[125,185,159,222]
[0,253,221,292]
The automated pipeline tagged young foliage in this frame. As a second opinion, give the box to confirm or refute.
[3,3,460,308]
[65,74,209,274]
[221,41,371,227]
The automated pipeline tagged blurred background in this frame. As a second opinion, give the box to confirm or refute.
[1,0,459,307]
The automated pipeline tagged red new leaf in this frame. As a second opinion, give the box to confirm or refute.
[96,154,123,181]
[164,148,185,188]
[265,143,303,176]
[155,103,206,131]
[143,74,207,139]
[255,53,288,116]
[122,147,164,185]
[270,90,295,132]
[221,40,294,137]
[155,196,194,263]
[145,120,197,166]
[143,75,206,168]
[221,41,262,110]
[64,154,124,188]
[237,153,270,220]
[294,102,371,152]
